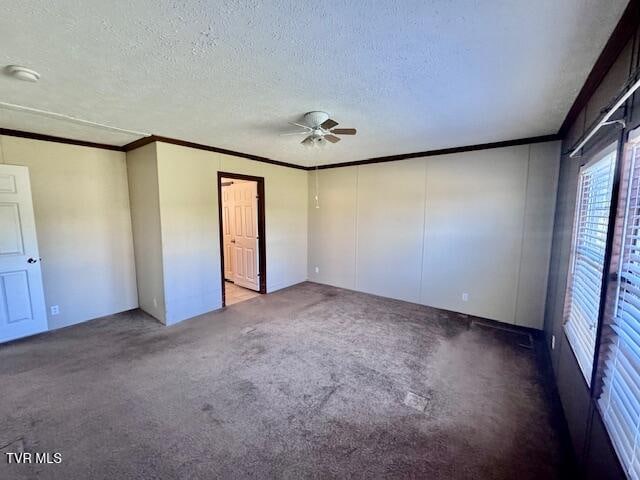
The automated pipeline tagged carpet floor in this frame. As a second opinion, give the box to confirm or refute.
[0,282,569,479]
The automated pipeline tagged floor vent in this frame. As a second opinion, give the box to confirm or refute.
[404,391,430,412]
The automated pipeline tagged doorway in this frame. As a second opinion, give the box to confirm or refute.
[217,172,266,307]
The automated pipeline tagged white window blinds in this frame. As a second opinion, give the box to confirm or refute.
[564,149,617,386]
[599,142,640,480]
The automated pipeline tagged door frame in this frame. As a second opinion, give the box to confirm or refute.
[217,171,266,306]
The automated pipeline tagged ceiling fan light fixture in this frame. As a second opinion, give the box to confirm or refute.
[304,111,330,128]
[289,111,357,147]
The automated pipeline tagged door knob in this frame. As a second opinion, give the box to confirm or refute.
[27,257,39,264]
[230,239,236,243]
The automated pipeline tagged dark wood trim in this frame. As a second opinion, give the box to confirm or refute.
[3,128,561,171]
[217,171,266,307]
[121,135,155,151]
[558,0,640,137]
[125,134,308,171]
[589,135,625,393]
[217,174,226,307]
[0,127,125,151]
[310,134,560,170]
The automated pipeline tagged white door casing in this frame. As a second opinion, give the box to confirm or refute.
[221,180,259,291]
[0,164,47,343]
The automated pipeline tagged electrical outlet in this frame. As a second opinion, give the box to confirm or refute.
[462,293,469,302]
[551,335,556,350]
[315,266,319,274]
[50,305,59,316]
[153,297,158,308]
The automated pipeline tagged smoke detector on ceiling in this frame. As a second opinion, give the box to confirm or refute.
[6,65,40,82]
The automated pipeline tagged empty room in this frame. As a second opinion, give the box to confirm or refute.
[1,1,639,479]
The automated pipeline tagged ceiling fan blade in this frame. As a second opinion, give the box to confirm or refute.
[289,122,312,130]
[321,118,338,129]
[331,128,357,135]
[324,134,341,143]
[301,135,315,145]
[280,131,310,136]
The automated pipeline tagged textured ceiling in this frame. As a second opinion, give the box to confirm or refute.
[0,0,628,166]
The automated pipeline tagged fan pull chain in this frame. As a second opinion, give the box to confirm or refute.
[315,165,320,209]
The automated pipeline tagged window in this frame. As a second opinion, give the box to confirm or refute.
[563,147,617,386]
[599,139,640,480]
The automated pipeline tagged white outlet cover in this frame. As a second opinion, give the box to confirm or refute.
[462,293,469,302]
[50,305,59,315]
[315,266,319,273]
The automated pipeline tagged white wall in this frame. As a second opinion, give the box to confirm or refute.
[128,142,308,325]
[126,143,166,323]
[308,141,560,329]
[0,135,138,329]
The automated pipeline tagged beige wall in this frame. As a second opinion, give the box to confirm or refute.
[308,141,560,329]
[126,143,165,323]
[0,134,558,332]
[156,143,221,324]
[516,141,561,331]
[356,159,426,302]
[128,142,308,325]
[197,146,308,293]
[0,135,138,329]
[308,167,358,289]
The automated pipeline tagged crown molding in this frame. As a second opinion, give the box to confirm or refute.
[0,128,124,151]
[123,135,308,171]
[308,134,561,170]
[1,130,561,171]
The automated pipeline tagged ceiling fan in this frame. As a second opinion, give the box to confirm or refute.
[284,111,357,146]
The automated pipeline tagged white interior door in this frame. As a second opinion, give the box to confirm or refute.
[221,183,235,281]
[0,164,47,343]
[230,181,259,291]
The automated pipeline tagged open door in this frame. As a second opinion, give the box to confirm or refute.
[222,179,259,291]
[0,164,47,343]
[232,180,259,290]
